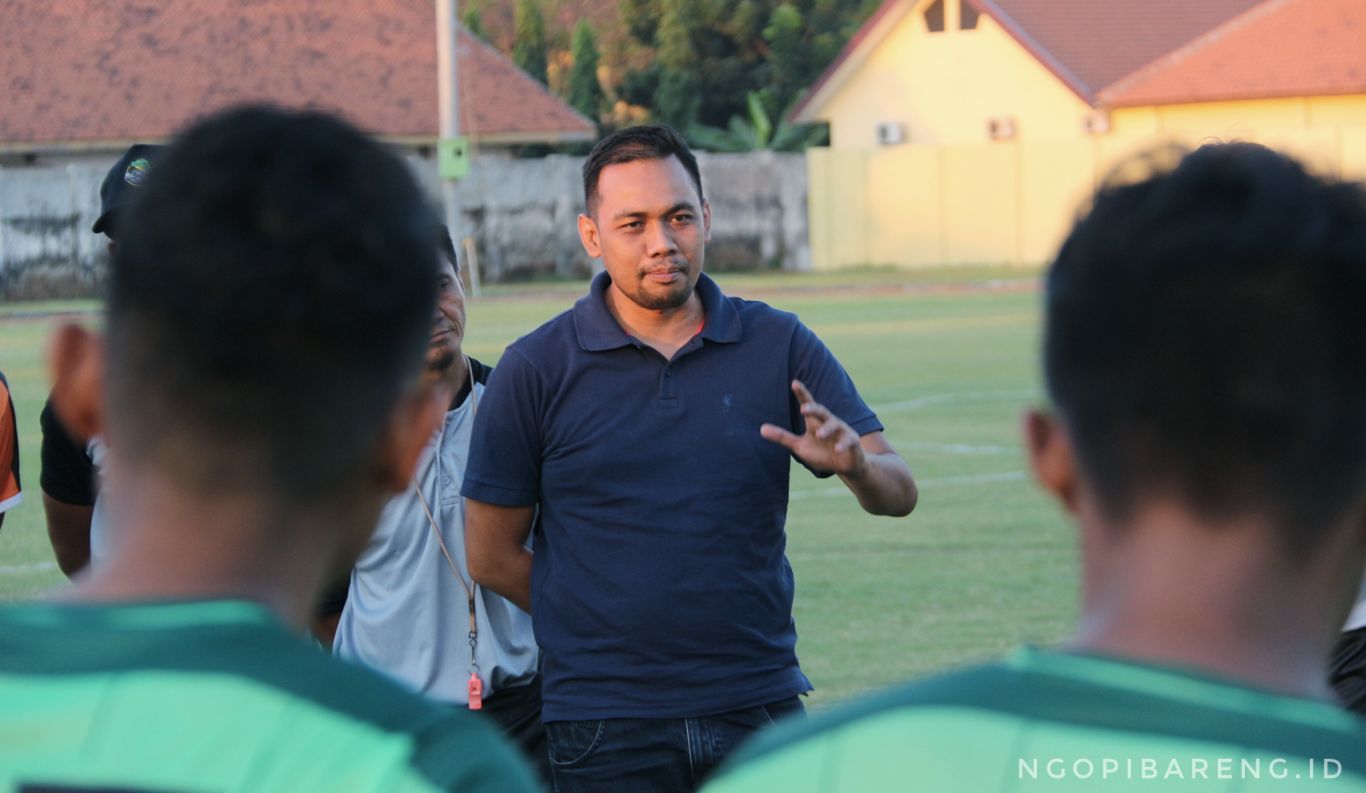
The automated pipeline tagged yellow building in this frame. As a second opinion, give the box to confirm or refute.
[793,0,1366,268]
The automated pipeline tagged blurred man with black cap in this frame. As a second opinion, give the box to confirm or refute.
[41,144,162,575]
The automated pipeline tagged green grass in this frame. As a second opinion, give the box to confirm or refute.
[0,268,1076,709]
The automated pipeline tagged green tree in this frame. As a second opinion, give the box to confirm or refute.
[614,0,881,138]
[462,4,486,40]
[513,0,549,85]
[567,21,607,126]
[652,0,702,129]
[688,91,828,152]
[762,4,805,119]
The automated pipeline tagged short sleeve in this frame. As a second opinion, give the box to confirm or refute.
[39,396,98,506]
[788,322,884,478]
[0,375,20,514]
[461,347,544,506]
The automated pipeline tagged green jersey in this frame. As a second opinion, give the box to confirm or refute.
[0,600,539,792]
[705,646,1366,792]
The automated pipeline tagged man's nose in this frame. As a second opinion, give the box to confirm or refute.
[645,220,678,257]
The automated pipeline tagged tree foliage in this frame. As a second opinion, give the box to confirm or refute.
[472,0,880,151]
[513,0,549,85]
[615,0,880,138]
[567,21,607,126]
[462,2,487,39]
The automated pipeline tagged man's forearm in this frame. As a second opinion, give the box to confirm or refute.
[43,494,93,577]
[839,451,918,517]
[465,500,536,613]
[472,547,533,614]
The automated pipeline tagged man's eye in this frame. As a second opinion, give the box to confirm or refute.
[622,221,642,230]
[673,214,694,224]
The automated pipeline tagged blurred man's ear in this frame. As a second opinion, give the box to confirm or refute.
[1025,409,1080,515]
[373,380,452,493]
[47,323,105,442]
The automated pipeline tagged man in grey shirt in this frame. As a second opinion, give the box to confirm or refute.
[334,226,543,778]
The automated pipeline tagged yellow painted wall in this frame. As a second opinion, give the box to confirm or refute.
[808,123,1366,270]
[820,0,1092,148]
[804,0,1366,269]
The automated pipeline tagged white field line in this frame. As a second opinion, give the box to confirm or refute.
[790,470,1027,501]
[0,561,58,576]
[871,390,1040,414]
[903,441,1018,456]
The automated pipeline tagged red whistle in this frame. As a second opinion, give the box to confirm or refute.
[467,673,483,710]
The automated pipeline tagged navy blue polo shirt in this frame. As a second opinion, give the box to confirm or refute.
[462,272,882,721]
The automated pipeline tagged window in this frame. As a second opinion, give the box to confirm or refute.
[961,2,980,29]
[924,0,945,32]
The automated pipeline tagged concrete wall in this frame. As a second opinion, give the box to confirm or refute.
[0,151,809,300]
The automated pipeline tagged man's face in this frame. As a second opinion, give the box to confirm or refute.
[427,253,465,372]
[580,155,710,312]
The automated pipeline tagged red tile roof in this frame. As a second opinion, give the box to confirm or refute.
[976,0,1266,103]
[0,0,594,150]
[1099,0,1366,107]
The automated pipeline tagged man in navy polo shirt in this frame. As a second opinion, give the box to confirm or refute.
[462,125,918,792]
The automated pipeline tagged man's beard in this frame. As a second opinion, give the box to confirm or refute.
[427,347,457,373]
[628,278,694,311]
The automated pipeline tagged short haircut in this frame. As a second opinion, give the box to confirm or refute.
[582,125,703,215]
[1045,142,1366,552]
[109,105,439,500]
[436,221,460,273]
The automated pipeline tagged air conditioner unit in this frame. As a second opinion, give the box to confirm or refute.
[1082,110,1111,135]
[875,121,906,146]
[987,116,1017,141]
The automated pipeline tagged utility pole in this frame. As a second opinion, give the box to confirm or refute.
[436,0,479,295]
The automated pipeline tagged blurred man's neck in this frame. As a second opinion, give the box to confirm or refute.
[63,457,378,631]
[1069,502,1360,700]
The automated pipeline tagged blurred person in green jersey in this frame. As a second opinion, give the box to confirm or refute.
[704,143,1366,792]
[0,105,539,793]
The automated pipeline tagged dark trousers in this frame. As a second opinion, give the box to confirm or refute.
[1330,626,1366,714]
[478,677,551,786]
[544,696,805,793]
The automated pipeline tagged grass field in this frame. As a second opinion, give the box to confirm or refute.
[0,267,1076,709]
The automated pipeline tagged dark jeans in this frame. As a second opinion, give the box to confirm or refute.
[1331,626,1366,714]
[545,696,805,793]
[477,677,551,786]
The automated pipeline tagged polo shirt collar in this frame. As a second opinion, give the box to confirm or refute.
[572,271,741,352]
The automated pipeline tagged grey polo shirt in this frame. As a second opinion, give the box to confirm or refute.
[335,360,538,703]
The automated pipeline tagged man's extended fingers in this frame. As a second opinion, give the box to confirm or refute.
[759,422,801,451]
[791,379,815,405]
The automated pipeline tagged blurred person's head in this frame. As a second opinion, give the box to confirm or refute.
[93,143,165,243]
[427,223,466,376]
[1029,142,1366,673]
[49,105,447,588]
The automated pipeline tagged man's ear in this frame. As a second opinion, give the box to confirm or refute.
[702,199,712,242]
[47,323,105,442]
[1024,409,1080,515]
[374,381,451,493]
[578,213,602,259]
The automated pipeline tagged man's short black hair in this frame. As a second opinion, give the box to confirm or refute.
[436,221,460,273]
[582,125,703,215]
[1045,142,1366,551]
[109,105,439,500]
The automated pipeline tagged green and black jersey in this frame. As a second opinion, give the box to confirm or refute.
[0,600,540,793]
[705,646,1366,792]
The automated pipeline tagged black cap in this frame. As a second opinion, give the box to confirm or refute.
[92,143,165,237]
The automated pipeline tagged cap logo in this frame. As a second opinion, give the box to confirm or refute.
[124,158,152,187]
